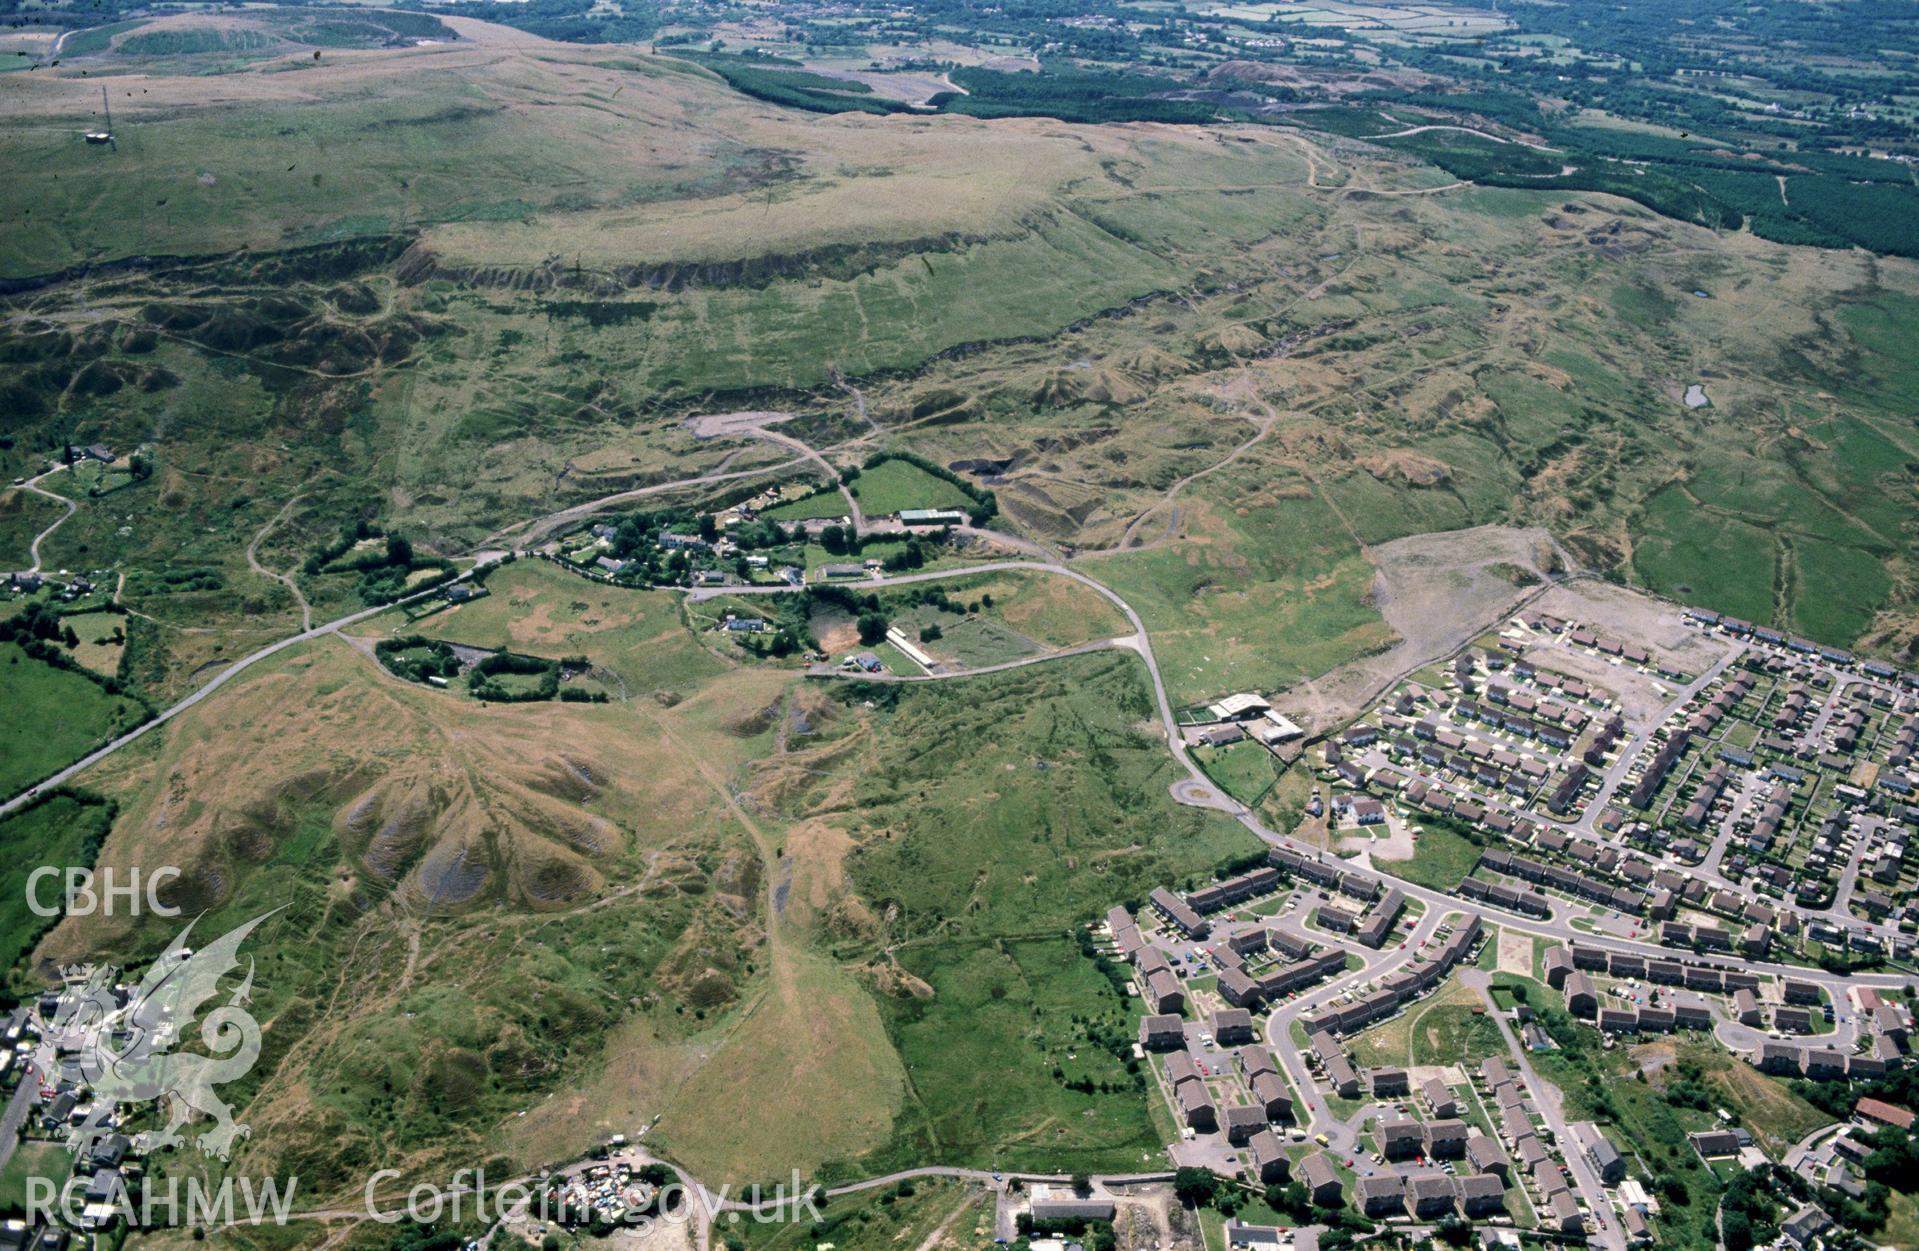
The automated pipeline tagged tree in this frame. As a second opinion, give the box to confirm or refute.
[385,534,413,567]
[857,613,888,645]
[919,623,943,643]
[1071,1174,1091,1197]
[1172,1167,1217,1208]
[699,513,719,542]
[1264,1181,1309,1218]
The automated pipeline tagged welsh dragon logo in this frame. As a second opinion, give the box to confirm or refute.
[32,910,278,1162]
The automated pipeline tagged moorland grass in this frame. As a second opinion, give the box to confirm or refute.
[824,652,1257,1176]
[879,569,1130,652]
[1631,485,1777,625]
[736,1176,981,1251]
[51,640,780,1200]
[1087,512,1393,708]
[416,559,727,693]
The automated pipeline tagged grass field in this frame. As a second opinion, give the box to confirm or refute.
[30,579,1263,1192]
[1377,819,1483,891]
[0,792,116,982]
[0,487,64,569]
[1194,739,1280,806]
[1347,976,1501,1068]
[1082,485,1396,706]
[16,11,1919,1214]
[737,1176,986,1251]
[64,610,127,676]
[6,27,1919,713]
[760,490,855,523]
[0,1142,74,1218]
[34,630,787,1199]
[0,644,146,796]
[1884,1191,1919,1251]
[882,569,1131,654]
[409,559,725,694]
[890,603,1039,668]
[848,460,974,516]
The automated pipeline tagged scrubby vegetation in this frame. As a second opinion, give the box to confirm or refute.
[801,653,1255,1176]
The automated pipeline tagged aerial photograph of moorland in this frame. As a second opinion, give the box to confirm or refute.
[4,2,1919,1250]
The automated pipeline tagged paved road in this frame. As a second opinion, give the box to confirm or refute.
[0,1078,39,1177]
[1781,1121,1844,1176]
[0,560,501,820]
[1265,907,1445,1142]
[455,1148,1171,1251]
[1116,410,1274,552]
[10,428,1917,1237]
[694,554,1919,1000]
[1462,969,1626,1251]
[810,637,1127,682]
[749,426,866,534]
[687,556,1207,794]
[480,457,810,549]
[1352,631,1917,952]
[1568,645,1742,836]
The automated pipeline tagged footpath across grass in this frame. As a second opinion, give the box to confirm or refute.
[829,652,1258,1178]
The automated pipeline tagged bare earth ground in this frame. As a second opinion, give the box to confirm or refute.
[1279,523,1571,731]
[1519,641,1693,733]
[1496,927,1532,976]
[807,68,961,106]
[1526,579,1737,677]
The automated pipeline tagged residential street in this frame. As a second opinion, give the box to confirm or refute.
[1461,970,1627,1251]
[6,424,1915,1251]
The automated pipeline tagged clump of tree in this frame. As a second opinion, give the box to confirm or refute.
[468,651,563,702]
[0,601,146,703]
[373,635,462,684]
